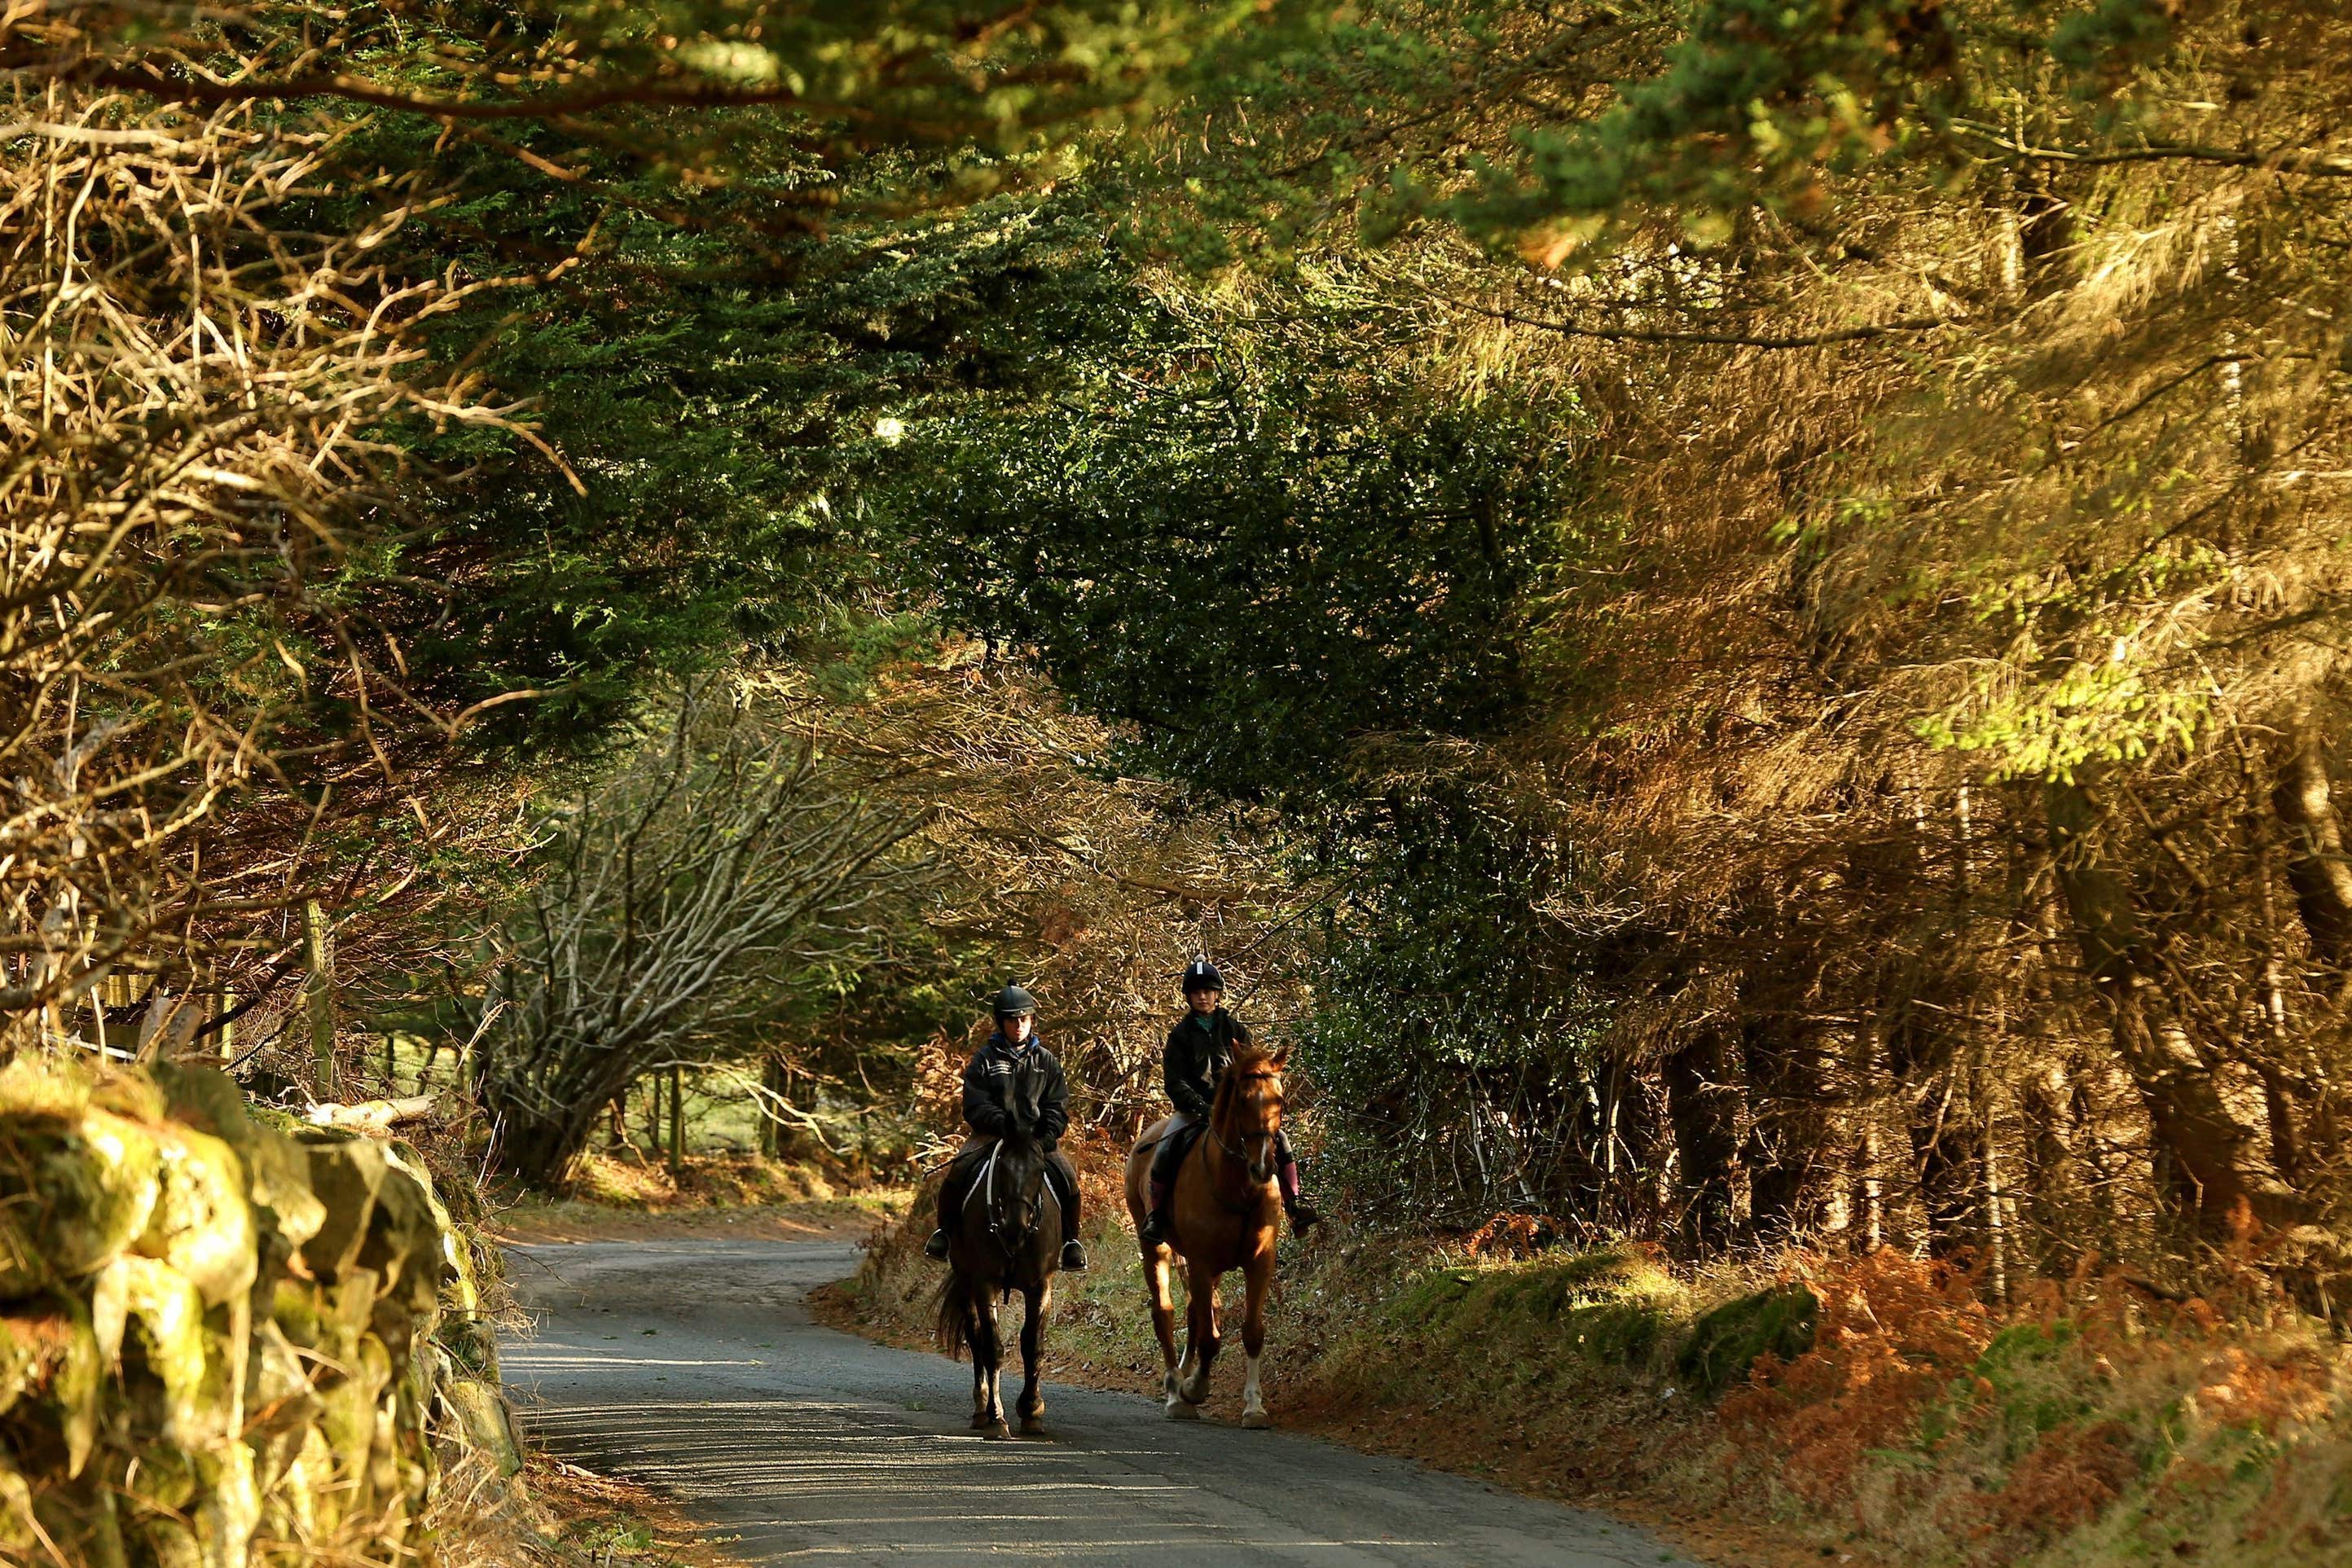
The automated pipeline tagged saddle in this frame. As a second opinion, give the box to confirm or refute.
[1145,1114,1211,1173]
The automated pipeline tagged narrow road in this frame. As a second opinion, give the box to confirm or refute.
[500,1239,1708,1566]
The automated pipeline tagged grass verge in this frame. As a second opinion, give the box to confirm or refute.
[821,1149,2352,1568]
[493,1150,907,1243]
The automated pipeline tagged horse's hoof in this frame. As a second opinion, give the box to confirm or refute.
[1020,1417,1047,1438]
[969,1414,993,1430]
[1241,1408,1270,1430]
[1165,1399,1201,1421]
[985,1422,1014,1441]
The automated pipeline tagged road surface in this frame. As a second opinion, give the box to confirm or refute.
[499,1238,1707,1566]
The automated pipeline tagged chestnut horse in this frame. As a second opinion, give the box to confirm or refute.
[934,1127,1060,1438]
[1123,1043,1286,1427]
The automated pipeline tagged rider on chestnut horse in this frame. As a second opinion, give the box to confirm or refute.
[925,986,1088,1272]
[1137,959,1318,1245]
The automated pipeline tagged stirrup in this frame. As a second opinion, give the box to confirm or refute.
[923,1228,951,1261]
[1286,1203,1321,1236]
[1060,1240,1088,1271]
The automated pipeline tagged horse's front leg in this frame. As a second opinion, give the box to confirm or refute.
[981,1292,1012,1439]
[966,1285,992,1430]
[1239,1246,1274,1430]
[1142,1244,1185,1412]
[983,1298,1011,1438]
[1179,1261,1221,1406]
[1018,1281,1051,1436]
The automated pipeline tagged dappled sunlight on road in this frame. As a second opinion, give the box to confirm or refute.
[501,1240,1700,1566]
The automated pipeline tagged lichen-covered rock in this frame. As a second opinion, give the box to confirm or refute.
[136,1123,256,1309]
[0,1051,501,1568]
[0,1105,163,1296]
[440,1379,525,1478]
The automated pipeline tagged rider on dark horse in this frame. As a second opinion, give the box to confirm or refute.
[924,986,1088,1271]
[1137,959,1319,1245]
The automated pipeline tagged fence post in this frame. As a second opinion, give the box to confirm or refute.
[667,1064,684,1181]
[303,899,337,1096]
[758,1056,779,1159]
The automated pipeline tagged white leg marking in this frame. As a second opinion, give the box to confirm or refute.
[1180,1344,1213,1404]
[1165,1357,1199,1419]
[1240,1353,1268,1428]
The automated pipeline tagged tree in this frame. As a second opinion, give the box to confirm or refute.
[472,682,927,1185]
[873,261,1569,801]
[2,0,1277,1056]
[860,0,2352,1285]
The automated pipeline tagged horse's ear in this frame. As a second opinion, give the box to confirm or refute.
[1270,1045,1289,1069]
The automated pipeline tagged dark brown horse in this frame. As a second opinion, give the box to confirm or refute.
[934,1127,1061,1438]
[1123,1043,1286,1426]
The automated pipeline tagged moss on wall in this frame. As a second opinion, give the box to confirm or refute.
[0,1053,518,1566]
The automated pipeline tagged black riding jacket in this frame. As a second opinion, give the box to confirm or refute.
[961,1033,1070,1149]
[1163,1008,1251,1121]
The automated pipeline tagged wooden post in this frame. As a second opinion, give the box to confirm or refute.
[216,986,235,1061]
[667,1064,684,1181]
[303,899,337,1096]
[758,1056,779,1159]
[645,1073,662,1158]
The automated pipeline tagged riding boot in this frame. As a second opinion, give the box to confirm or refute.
[1277,1154,1320,1235]
[923,1228,951,1260]
[1138,1176,1173,1245]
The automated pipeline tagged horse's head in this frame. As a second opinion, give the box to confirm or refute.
[974,1127,1050,1254]
[1213,1044,1287,1184]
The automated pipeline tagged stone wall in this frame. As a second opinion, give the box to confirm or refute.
[0,1053,518,1566]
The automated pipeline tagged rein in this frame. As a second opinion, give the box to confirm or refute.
[979,1138,1045,1269]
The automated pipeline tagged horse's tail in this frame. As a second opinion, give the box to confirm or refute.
[933,1264,970,1359]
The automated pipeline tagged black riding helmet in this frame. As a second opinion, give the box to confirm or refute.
[992,984,1037,1019]
[1181,958,1224,995]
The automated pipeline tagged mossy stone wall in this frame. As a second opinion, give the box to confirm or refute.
[0,1054,517,1566]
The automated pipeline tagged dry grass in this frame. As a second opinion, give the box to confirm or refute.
[829,1176,2352,1568]
[431,1452,749,1568]
[490,1150,907,1244]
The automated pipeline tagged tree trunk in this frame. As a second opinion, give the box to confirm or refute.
[1742,1020,1830,1243]
[1664,1034,1740,1253]
[2272,730,2352,970]
[2046,778,2306,1239]
[1607,1064,1664,1233]
[481,1087,604,1190]
[1910,1074,1982,1258]
[2020,1062,2077,1276]
[1980,1070,2009,1302]
[304,898,337,1096]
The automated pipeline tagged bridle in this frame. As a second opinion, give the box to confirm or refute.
[979,1139,1046,1267]
[1208,1067,1279,1179]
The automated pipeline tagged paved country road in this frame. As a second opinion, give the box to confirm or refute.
[499,1239,1709,1567]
